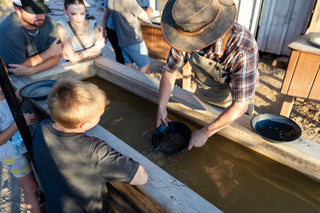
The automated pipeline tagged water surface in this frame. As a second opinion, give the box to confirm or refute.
[87,77,320,213]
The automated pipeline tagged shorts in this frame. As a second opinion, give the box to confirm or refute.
[120,41,150,67]
[0,153,32,178]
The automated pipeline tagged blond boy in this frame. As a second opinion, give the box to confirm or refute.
[32,79,148,212]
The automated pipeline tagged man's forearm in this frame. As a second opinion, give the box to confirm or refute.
[22,45,59,67]
[158,70,177,110]
[30,55,60,74]
[206,100,250,137]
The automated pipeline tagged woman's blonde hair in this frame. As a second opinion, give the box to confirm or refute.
[48,79,109,129]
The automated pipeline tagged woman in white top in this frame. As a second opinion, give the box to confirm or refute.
[58,0,105,63]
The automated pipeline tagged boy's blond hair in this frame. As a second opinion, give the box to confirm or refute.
[48,79,109,129]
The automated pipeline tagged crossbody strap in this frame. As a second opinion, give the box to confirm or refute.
[67,22,86,50]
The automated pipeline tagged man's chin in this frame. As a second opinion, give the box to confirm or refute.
[34,21,44,28]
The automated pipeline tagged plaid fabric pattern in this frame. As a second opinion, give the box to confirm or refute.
[165,23,259,102]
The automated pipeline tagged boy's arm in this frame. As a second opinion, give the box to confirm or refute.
[129,164,148,185]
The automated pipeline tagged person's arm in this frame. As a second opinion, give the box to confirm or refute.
[138,6,153,22]
[0,113,35,146]
[187,100,250,150]
[58,23,105,63]
[156,69,177,127]
[15,89,23,105]
[157,48,186,127]
[0,123,18,146]
[9,38,62,76]
[129,164,148,185]
[102,7,109,39]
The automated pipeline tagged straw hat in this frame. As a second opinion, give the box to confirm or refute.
[161,0,237,52]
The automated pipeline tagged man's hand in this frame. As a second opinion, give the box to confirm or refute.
[156,108,171,127]
[48,38,63,57]
[187,127,209,150]
[9,64,34,76]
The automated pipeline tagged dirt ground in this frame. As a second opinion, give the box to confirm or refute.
[0,0,319,212]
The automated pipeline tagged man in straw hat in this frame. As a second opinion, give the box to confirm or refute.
[0,0,62,76]
[157,0,259,150]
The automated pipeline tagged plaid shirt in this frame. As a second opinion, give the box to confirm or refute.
[165,23,259,102]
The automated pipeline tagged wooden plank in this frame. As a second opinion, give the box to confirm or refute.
[280,0,315,55]
[182,61,191,91]
[107,182,168,213]
[257,0,314,56]
[280,95,295,117]
[256,0,277,52]
[308,65,320,100]
[280,50,300,94]
[287,52,320,97]
[266,0,291,54]
[141,23,171,61]
[234,0,263,36]
[141,24,154,57]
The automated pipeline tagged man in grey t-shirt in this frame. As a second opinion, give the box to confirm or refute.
[108,0,153,73]
[0,0,62,76]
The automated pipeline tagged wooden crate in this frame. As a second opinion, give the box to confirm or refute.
[141,23,171,61]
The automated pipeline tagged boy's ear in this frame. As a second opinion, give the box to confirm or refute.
[79,121,88,130]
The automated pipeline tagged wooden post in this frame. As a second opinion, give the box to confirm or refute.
[280,95,295,117]
[182,61,192,91]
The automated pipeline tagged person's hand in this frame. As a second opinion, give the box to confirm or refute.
[103,34,108,43]
[24,113,35,126]
[9,64,34,76]
[187,127,209,150]
[15,88,23,104]
[48,38,63,57]
[156,108,171,127]
[60,50,68,60]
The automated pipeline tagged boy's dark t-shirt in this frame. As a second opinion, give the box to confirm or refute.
[32,120,139,213]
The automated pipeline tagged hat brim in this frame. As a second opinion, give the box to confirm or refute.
[161,0,237,52]
[22,4,51,14]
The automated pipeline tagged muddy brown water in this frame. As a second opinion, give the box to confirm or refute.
[86,77,320,213]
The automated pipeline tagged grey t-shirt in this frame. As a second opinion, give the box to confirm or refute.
[108,0,145,46]
[32,120,139,212]
[0,13,58,65]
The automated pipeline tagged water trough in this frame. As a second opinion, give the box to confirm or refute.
[11,57,320,212]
